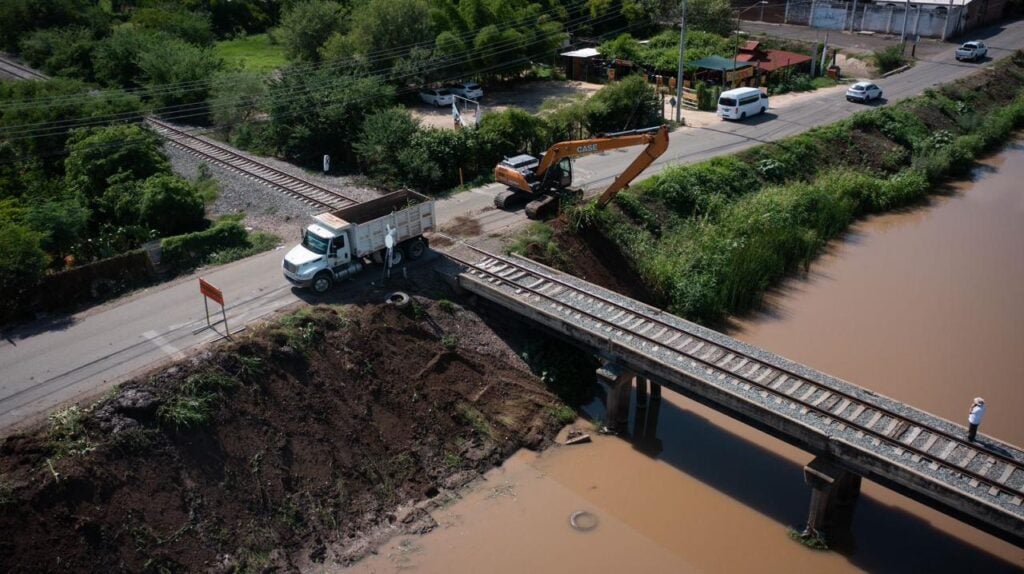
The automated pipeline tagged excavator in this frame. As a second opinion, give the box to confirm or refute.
[493,124,669,219]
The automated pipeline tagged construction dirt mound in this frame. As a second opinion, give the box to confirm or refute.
[0,302,567,573]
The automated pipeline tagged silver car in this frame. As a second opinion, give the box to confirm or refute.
[447,81,483,100]
[419,88,454,107]
[846,81,882,103]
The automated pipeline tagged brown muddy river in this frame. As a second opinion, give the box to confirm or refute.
[350,140,1024,573]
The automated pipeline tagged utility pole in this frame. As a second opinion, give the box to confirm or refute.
[675,0,687,123]
[901,0,911,43]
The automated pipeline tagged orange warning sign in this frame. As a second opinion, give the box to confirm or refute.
[198,277,224,306]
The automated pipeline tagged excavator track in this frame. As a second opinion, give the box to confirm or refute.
[494,189,526,209]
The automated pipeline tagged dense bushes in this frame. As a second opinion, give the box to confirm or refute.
[873,44,907,74]
[161,220,249,273]
[581,55,1024,324]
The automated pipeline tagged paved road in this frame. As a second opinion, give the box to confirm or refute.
[1,19,1022,434]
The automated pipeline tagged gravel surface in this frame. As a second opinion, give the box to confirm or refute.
[162,130,385,240]
[461,251,1024,521]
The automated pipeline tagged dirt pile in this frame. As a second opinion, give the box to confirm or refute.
[0,302,565,572]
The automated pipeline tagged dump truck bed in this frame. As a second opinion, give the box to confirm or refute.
[314,190,435,258]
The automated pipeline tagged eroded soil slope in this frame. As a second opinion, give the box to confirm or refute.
[0,302,566,572]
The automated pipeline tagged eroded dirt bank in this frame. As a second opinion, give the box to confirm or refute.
[0,299,572,572]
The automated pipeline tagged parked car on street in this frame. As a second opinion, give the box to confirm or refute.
[419,88,454,107]
[846,81,883,103]
[955,41,988,61]
[446,81,484,100]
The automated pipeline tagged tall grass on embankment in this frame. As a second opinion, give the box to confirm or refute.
[571,51,1024,324]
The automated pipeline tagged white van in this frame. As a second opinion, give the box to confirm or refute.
[717,87,769,120]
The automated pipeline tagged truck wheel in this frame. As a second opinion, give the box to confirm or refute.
[312,272,333,294]
[405,238,426,260]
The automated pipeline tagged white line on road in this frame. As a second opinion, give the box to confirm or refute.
[143,330,185,360]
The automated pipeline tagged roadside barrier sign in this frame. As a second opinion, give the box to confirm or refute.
[193,277,231,338]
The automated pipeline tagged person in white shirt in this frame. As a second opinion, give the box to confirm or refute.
[967,397,986,442]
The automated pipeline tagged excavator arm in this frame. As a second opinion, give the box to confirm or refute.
[535,125,668,181]
[595,124,669,208]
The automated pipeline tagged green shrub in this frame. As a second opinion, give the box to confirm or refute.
[157,372,238,430]
[873,44,906,74]
[140,175,206,236]
[160,220,248,272]
[641,156,757,217]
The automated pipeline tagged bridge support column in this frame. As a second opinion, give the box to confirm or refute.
[634,379,663,456]
[598,364,635,434]
[802,456,861,537]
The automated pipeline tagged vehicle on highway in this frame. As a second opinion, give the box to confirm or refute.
[282,190,436,293]
[717,87,769,120]
[446,81,483,100]
[955,41,988,61]
[846,81,883,103]
[419,88,454,107]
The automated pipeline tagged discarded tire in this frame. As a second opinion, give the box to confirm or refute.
[569,510,598,531]
[386,291,411,308]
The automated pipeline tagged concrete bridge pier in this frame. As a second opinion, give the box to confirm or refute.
[599,363,635,433]
[802,456,863,538]
[634,379,664,456]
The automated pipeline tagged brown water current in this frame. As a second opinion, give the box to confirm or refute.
[350,140,1024,573]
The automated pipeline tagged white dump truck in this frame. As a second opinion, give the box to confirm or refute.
[282,190,436,293]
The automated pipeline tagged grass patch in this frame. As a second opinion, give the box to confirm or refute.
[788,527,830,550]
[507,222,565,266]
[441,334,459,350]
[547,404,577,425]
[157,372,238,430]
[438,299,456,314]
[456,403,494,438]
[48,405,92,459]
[213,34,287,73]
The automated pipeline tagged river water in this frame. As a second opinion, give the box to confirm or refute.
[350,139,1024,573]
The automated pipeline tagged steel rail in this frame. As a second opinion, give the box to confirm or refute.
[0,56,48,81]
[450,245,1024,502]
[146,117,358,210]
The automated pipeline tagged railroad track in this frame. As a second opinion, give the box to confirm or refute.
[0,55,48,81]
[451,245,1024,508]
[146,117,358,210]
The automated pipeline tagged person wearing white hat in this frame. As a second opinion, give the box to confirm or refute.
[967,397,986,442]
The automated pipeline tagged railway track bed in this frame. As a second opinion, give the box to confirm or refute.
[146,118,358,211]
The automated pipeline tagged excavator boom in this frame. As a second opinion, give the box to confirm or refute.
[595,124,669,208]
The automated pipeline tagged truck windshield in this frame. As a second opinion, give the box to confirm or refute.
[302,232,330,254]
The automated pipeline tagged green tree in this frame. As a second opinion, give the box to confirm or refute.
[139,175,206,236]
[278,0,347,62]
[478,108,549,159]
[210,70,267,133]
[687,0,734,37]
[321,0,433,69]
[0,79,143,173]
[585,75,662,133]
[137,36,223,116]
[94,27,165,88]
[354,108,422,184]
[18,26,99,81]
[130,7,215,46]
[180,0,283,37]
[0,0,96,52]
[64,125,171,211]
[265,68,395,168]
[23,198,90,261]
[0,222,48,319]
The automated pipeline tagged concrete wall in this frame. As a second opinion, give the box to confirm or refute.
[757,1,971,39]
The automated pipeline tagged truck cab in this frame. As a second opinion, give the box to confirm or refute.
[282,190,435,293]
[282,219,363,292]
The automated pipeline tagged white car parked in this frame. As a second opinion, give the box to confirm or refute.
[419,88,454,107]
[846,81,883,103]
[446,81,483,100]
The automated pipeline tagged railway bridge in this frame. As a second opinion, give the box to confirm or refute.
[447,245,1024,547]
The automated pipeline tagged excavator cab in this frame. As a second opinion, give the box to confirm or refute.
[494,125,669,220]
